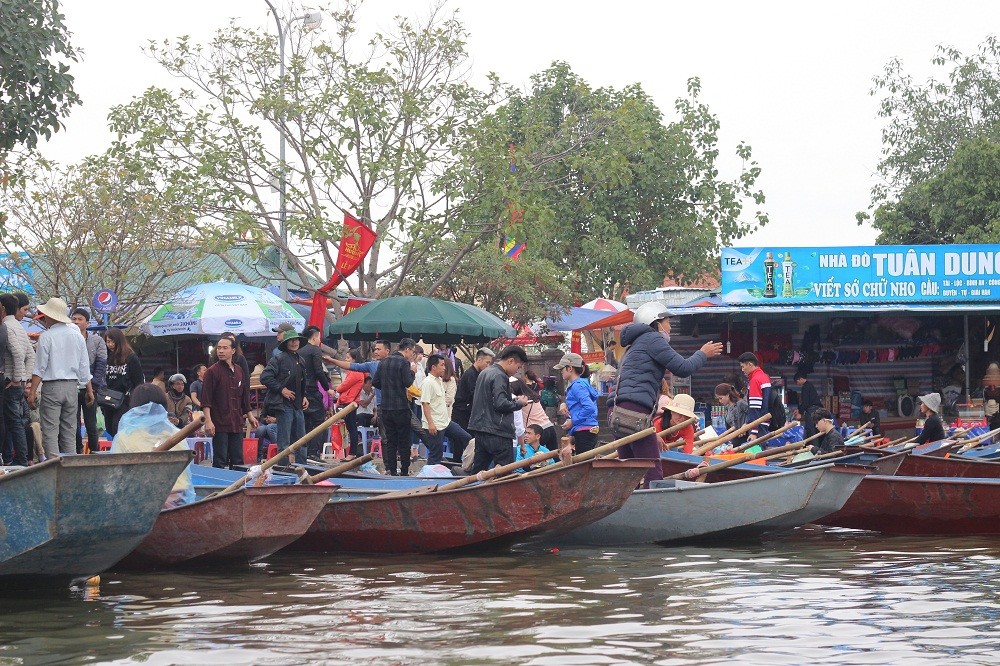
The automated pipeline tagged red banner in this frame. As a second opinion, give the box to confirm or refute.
[308,213,377,328]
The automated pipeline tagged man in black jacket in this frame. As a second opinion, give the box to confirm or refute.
[372,338,416,475]
[261,329,309,465]
[794,370,822,439]
[299,326,331,459]
[452,347,494,435]
[468,345,529,472]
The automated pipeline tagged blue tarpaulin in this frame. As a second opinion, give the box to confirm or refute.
[543,307,621,331]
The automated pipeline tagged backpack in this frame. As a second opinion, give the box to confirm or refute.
[769,391,787,429]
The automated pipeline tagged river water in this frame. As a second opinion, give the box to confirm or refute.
[2,526,1000,665]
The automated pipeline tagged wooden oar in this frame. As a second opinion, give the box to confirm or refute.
[957,427,1000,452]
[665,441,808,481]
[691,414,771,456]
[208,403,357,498]
[779,447,844,466]
[300,453,375,484]
[153,415,206,452]
[725,421,801,455]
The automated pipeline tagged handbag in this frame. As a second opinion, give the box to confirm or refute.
[96,388,125,411]
[607,345,657,437]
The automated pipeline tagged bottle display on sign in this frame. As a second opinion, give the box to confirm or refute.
[782,252,795,298]
[763,252,777,298]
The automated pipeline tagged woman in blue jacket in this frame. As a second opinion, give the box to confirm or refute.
[554,352,599,453]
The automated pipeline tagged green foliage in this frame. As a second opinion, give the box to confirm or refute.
[870,137,1000,244]
[433,63,767,301]
[0,152,196,325]
[863,36,1000,243]
[0,0,80,153]
[107,2,500,295]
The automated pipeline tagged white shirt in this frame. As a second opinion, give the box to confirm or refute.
[357,388,375,415]
[33,322,92,387]
[420,374,450,429]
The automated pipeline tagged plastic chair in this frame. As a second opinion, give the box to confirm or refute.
[359,427,377,453]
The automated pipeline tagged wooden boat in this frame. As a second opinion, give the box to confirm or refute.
[556,462,870,546]
[896,452,1000,478]
[0,451,192,586]
[661,449,1000,535]
[816,475,1000,535]
[118,484,335,568]
[658,449,906,482]
[290,458,653,554]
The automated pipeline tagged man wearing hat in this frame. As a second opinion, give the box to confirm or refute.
[914,392,946,445]
[261,329,310,465]
[28,297,94,456]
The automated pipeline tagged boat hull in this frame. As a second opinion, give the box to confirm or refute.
[896,453,1000,478]
[291,459,652,554]
[817,475,1000,535]
[558,463,868,546]
[0,452,192,585]
[119,485,334,568]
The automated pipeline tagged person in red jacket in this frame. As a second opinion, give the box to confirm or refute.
[337,349,367,458]
[738,352,771,442]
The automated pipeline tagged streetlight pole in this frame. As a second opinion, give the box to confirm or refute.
[263,1,322,300]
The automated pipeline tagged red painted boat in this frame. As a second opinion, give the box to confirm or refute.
[816,475,1000,534]
[896,452,1000,478]
[118,485,335,568]
[291,458,653,554]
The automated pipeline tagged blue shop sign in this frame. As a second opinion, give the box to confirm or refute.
[720,244,1000,305]
[0,253,34,295]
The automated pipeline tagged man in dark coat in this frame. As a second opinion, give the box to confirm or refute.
[299,326,331,459]
[610,302,722,488]
[795,370,822,439]
[261,329,310,464]
[468,345,530,472]
[452,347,494,434]
[372,338,416,475]
[811,408,844,455]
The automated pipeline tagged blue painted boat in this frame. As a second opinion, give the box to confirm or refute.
[0,451,193,587]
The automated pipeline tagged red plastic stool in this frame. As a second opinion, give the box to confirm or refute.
[98,439,112,452]
[369,438,382,458]
[267,443,278,459]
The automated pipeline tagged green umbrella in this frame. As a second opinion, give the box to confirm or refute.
[327,295,515,343]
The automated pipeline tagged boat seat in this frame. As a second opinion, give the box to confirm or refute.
[649,480,680,489]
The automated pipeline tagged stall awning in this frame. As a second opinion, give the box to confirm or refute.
[669,302,1000,318]
[578,308,633,330]
[543,307,622,331]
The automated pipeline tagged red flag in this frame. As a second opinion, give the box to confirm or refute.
[308,213,377,328]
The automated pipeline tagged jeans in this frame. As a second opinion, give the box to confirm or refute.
[212,431,243,469]
[255,422,279,461]
[276,405,307,465]
[4,384,29,466]
[380,408,412,475]
[440,420,471,465]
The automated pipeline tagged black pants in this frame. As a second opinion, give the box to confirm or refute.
[470,431,515,473]
[540,425,559,451]
[341,409,361,457]
[803,407,818,440]
[452,406,471,432]
[213,431,244,469]
[101,403,129,437]
[571,429,598,454]
[304,405,327,459]
[380,408,412,476]
[77,388,99,454]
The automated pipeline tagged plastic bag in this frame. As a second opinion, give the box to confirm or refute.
[111,402,195,508]
[418,464,453,478]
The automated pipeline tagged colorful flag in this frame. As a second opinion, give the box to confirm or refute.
[308,213,378,328]
[504,240,526,260]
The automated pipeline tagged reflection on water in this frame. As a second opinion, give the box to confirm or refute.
[2,526,1000,665]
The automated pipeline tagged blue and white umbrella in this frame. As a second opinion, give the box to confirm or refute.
[142,282,304,337]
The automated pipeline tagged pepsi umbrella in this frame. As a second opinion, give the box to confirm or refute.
[141,282,304,337]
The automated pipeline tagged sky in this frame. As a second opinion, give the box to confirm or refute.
[44,0,1000,249]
